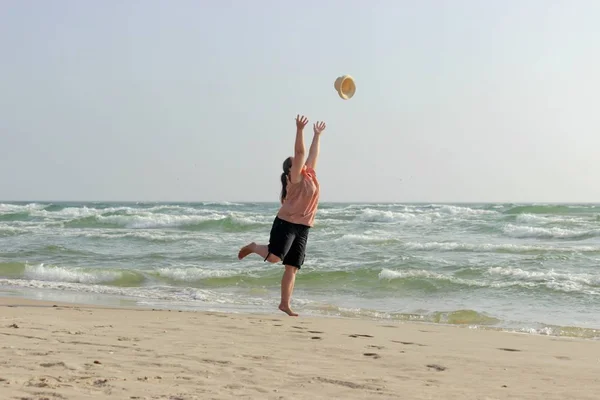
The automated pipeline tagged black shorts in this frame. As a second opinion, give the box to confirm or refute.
[266,217,310,268]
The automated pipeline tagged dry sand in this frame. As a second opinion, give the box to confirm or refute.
[0,297,599,400]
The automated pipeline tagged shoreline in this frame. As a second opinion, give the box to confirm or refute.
[2,285,600,342]
[1,296,600,399]
[2,201,599,344]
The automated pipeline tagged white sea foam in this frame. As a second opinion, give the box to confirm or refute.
[487,266,600,286]
[0,278,271,306]
[432,204,498,216]
[379,268,444,280]
[34,206,112,219]
[78,230,185,242]
[0,203,46,214]
[0,225,27,236]
[201,201,244,206]
[91,212,268,229]
[378,267,600,294]
[357,209,438,224]
[402,241,600,253]
[334,232,398,244]
[155,267,262,281]
[502,224,600,239]
[23,263,122,284]
[515,213,583,225]
[13,205,270,230]
[378,268,498,289]
[98,214,212,228]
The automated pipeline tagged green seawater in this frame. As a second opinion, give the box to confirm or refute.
[1,201,599,339]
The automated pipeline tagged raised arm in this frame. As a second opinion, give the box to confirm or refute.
[289,115,309,184]
[305,121,326,170]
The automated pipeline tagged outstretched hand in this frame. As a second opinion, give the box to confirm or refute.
[295,115,309,130]
[313,121,326,135]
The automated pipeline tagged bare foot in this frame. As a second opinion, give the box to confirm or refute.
[238,242,256,260]
[279,304,298,317]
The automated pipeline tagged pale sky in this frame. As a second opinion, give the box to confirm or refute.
[1,0,599,203]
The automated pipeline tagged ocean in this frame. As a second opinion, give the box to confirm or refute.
[1,201,599,339]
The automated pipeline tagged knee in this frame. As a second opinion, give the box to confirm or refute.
[284,265,299,274]
[266,254,281,263]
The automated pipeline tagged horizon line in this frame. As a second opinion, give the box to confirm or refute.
[1,200,599,205]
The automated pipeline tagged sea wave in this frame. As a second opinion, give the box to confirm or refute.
[502,224,600,240]
[312,304,500,325]
[401,241,600,254]
[504,204,598,215]
[514,213,585,225]
[61,213,269,231]
[0,263,145,286]
[2,260,599,296]
[487,266,600,287]
[2,201,600,336]
[0,278,257,305]
[0,225,28,237]
[378,268,599,295]
[2,275,597,338]
[0,203,266,228]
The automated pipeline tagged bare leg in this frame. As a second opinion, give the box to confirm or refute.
[238,242,280,263]
[279,265,299,316]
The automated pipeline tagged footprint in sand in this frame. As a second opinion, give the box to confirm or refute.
[117,337,140,342]
[31,390,68,399]
[368,345,385,350]
[39,362,68,368]
[241,354,270,361]
[308,330,323,334]
[27,376,61,388]
[202,358,231,365]
[311,336,322,340]
[392,340,426,347]
[498,348,521,352]
[349,334,374,338]
[315,377,370,390]
[363,353,381,359]
[426,364,446,371]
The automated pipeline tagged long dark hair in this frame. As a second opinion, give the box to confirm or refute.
[280,157,292,203]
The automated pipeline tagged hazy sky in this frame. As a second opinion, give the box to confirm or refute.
[1,1,599,203]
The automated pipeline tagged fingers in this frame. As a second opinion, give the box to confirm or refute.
[313,121,326,133]
[296,115,325,132]
[295,115,309,127]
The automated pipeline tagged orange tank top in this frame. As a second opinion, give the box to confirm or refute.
[277,166,320,227]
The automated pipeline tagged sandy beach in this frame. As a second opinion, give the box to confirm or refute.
[0,297,598,400]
